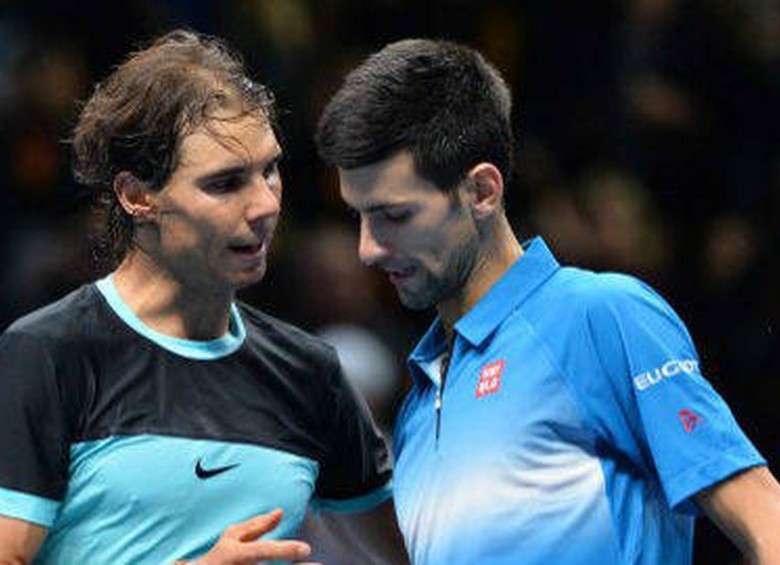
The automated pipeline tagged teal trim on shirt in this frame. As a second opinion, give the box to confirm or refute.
[0,486,59,527]
[311,480,393,514]
[96,275,246,360]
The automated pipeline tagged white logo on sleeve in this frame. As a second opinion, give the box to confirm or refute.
[633,359,699,391]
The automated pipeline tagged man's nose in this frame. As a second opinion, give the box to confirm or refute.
[245,176,281,221]
[358,219,389,267]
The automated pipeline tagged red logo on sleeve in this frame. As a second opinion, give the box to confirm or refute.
[475,360,506,398]
[679,409,703,433]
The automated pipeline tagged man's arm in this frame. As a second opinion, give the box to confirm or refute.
[301,499,409,565]
[696,465,780,563]
[0,516,47,565]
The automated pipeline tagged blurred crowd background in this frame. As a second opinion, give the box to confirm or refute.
[1,0,778,562]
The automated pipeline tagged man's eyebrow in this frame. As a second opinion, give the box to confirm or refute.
[195,165,248,184]
[360,201,410,214]
[261,150,284,167]
[195,151,283,184]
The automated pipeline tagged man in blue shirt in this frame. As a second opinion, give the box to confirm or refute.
[316,38,780,563]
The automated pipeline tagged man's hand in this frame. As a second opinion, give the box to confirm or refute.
[185,509,317,565]
[0,515,48,565]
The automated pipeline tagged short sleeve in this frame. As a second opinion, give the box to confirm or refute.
[587,275,765,511]
[311,354,392,514]
[581,275,764,513]
[0,330,70,526]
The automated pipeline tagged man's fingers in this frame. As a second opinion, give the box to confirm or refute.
[211,510,315,564]
[229,509,284,541]
[243,539,312,561]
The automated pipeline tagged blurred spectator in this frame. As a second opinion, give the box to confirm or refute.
[580,167,669,279]
[0,37,90,327]
[530,166,670,287]
[273,220,413,433]
[616,0,711,224]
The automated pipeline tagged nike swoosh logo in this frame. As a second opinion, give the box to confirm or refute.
[195,458,239,480]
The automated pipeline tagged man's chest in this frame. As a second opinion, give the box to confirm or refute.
[44,348,323,563]
[393,328,613,563]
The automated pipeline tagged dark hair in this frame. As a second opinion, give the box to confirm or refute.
[72,28,276,268]
[316,38,514,191]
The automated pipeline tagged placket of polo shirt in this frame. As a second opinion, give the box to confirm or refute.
[434,348,452,447]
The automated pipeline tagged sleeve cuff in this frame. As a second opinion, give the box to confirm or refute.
[310,480,393,514]
[0,486,59,527]
[667,452,766,515]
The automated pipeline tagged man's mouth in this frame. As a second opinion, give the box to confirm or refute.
[228,234,270,262]
[386,266,415,285]
[229,242,264,256]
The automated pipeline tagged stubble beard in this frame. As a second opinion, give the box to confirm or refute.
[396,235,480,311]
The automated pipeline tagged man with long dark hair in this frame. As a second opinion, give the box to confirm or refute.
[0,29,405,565]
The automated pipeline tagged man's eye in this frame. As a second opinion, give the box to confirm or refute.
[207,175,245,193]
[384,209,411,223]
[263,157,283,186]
[263,162,279,182]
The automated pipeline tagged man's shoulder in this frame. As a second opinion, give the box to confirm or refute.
[0,283,104,387]
[4,283,101,342]
[518,266,672,352]
[236,302,338,363]
[552,266,647,299]
[536,266,661,317]
[533,266,688,369]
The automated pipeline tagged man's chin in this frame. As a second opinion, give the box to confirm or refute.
[231,265,267,290]
[397,289,436,311]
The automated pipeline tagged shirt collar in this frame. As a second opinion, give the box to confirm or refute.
[409,237,560,370]
[455,236,560,347]
[95,274,246,360]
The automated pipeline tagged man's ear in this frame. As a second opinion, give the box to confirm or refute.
[113,171,154,221]
[466,163,504,220]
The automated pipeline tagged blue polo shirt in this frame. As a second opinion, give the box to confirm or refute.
[393,237,764,564]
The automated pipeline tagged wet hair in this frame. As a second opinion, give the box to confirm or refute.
[71,28,276,268]
[316,38,514,192]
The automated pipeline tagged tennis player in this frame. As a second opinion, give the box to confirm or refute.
[316,38,780,564]
[0,29,405,565]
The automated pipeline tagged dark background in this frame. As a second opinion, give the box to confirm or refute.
[1,1,778,562]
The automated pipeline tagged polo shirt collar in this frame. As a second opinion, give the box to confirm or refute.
[409,237,560,369]
[456,236,560,347]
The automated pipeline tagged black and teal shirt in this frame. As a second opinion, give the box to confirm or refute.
[0,276,392,564]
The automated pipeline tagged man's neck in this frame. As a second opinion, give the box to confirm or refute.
[111,250,233,341]
[437,216,523,337]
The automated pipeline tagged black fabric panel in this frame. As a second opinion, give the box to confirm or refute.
[315,357,393,500]
[0,331,71,500]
